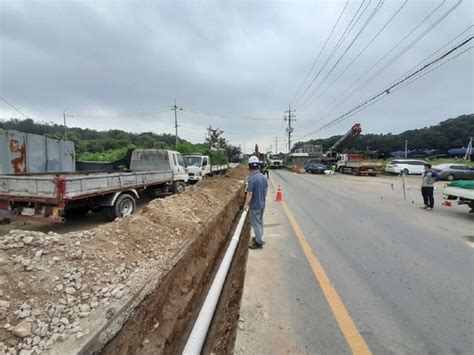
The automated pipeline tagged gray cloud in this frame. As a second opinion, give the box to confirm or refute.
[1,0,472,153]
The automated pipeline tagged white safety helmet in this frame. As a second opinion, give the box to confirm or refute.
[248,156,260,168]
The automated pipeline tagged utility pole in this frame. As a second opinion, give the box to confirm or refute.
[404,139,408,158]
[171,99,183,147]
[275,137,278,154]
[464,137,472,160]
[63,111,73,140]
[284,104,296,153]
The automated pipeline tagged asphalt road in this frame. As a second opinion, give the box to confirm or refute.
[268,170,473,355]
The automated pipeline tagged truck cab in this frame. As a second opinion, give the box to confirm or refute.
[130,149,189,192]
[267,153,284,169]
[183,155,211,183]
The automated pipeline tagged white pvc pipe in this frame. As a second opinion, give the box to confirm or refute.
[182,209,248,355]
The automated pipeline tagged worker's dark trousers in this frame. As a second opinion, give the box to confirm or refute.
[421,186,434,208]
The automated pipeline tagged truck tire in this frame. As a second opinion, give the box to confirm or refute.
[352,168,361,176]
[173,181,186,194]
[338,167,344,173]
[103,193,136,221]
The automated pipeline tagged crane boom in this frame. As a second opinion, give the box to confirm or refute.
[326,123,362,157]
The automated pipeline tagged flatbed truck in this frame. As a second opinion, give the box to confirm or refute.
[0,149,189,223]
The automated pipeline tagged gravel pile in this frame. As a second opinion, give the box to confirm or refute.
[0,174,244,354]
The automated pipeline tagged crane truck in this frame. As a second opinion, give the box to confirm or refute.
[321,123,362,165]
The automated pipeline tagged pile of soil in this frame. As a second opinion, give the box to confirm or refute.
[226,166,249,180]
[0,172,245,355]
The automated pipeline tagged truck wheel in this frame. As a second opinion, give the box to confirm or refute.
[104,193,136,221]
[173,181,186,194]
[352,169,360,176]
[446,174,454,181]
[338,167,344,173]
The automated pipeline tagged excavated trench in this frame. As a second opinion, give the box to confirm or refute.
[80,181,250,354]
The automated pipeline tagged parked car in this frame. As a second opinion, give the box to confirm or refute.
[304,159,321,169]
[433,163,474,181]
[385,159,427,175]
[305,162,328,174]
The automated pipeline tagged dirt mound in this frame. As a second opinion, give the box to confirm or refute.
[226,166,248,180]
[0,175,244,354]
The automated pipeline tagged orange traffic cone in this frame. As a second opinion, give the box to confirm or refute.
[275,185,283,201]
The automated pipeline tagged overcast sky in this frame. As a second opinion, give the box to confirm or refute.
[0,0,472,153]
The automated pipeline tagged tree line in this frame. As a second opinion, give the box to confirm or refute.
[292,114,473,154]
[0,119,241,164]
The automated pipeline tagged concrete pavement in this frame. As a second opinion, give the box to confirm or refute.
[235,170,473,354]
[235,182,350,354]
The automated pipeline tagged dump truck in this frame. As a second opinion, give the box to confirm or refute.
[0,149,189,223]
[336,154,383,176]
[183,155,228,183]
[443,180,474,213]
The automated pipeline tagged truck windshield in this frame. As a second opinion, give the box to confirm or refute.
[177,154,186,167]
[184,156,201,167]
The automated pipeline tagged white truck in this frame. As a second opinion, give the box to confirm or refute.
[267,153,284,169]
[443,180,474,213]
[183,155,228,183]
[0,149,189,223]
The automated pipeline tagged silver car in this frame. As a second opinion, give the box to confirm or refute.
[433,163,474,181]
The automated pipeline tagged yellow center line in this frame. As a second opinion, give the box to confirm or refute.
[269,176,372,355]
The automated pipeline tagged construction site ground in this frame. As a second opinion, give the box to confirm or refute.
[0,167,250,355]
[235,170,472,355]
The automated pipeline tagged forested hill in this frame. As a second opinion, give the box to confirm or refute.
[0,118,180,155]
[293,114,473,153]
[0,118,237,164]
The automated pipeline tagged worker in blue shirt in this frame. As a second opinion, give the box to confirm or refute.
[420,163,441,211]
[244,156,268,249]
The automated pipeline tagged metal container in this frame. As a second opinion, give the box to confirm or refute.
[0,128,75,174]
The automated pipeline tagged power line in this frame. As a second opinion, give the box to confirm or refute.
[301,0,461,130]
[289,0,350,106]
[312,0,458,123]
[292,0,370,108]
[299,0,408,115]
[298,0,385,112]
[0,96,30,118]
[296,36,472,140]
[179,124,278,136]
[381,45,473,99]
[182,108,279,122]
[74,106,171,119]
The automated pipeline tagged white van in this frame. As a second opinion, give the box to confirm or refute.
[385,159,427,175]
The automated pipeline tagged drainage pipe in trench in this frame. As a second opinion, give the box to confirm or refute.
[182,209,248,355]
